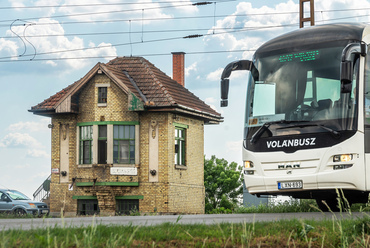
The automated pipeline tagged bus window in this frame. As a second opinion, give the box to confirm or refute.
[253,83,276,116]
[316,77,340,104]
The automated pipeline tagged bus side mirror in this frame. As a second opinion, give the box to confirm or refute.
[221,79,229,107]
[340,60,353,93]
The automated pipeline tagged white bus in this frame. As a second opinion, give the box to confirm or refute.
[220,23,370,211]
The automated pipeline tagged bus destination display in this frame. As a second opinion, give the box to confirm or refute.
[279,50,320,63]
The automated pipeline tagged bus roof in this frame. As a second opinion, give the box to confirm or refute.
[255,23,367,57]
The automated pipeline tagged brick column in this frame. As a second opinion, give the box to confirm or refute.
[172,52,185,86]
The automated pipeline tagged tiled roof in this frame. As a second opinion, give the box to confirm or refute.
[30,81,77,111]
[30,57,222,122]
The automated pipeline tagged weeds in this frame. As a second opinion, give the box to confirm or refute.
[1,217,370,247]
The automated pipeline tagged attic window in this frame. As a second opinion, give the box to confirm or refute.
[98,87,107,104]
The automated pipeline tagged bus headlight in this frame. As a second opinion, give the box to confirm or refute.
[333,154,353,162]
[244,161,254,175]
[244,161,254,169]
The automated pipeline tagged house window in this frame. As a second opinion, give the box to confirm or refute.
[98,125,107,164]
[116,199,139,215]
[113,125,135,164]
[98,87,107,103]
[77,199,100,215]
[80,125,93,164]
[175,127,186,165]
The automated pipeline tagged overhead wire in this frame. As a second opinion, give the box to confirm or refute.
[0,3,369,62]
[0,49,255,63]
[0,1,231,24]
[0,1,234,10]
[2,6,370,26]
[0,12,368,62]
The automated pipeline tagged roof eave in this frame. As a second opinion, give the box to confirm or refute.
[145,104,223,124]
[28,108,56,117]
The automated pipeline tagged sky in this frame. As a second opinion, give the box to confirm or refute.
[1,0,370,198]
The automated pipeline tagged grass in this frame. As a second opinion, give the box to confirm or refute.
[2,196,370,247]
[1,216,370,247]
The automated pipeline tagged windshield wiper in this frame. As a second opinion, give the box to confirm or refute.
[250,122,271,144]
[250,120,304,144]
[278,123,341,138]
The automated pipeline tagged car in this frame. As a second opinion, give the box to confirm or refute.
[0,189,49,217]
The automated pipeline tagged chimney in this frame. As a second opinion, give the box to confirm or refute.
[172,52,185,86]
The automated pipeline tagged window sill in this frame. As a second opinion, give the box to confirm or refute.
[175,164,187,170]
[78,164,93,168]
[113,164,137,167]
[78,164,137,168]
[97,103,107,107]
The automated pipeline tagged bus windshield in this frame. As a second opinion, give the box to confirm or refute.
[245,45,358,144]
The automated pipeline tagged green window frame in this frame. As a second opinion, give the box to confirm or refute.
[116,199,139,215]
[113,125,135,164]
[175,127,186,165]
[80,125,93,164]
[77,199,100,215]
[98,87,107,103]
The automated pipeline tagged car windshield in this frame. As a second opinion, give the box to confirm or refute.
[244,45,358,141]
[6,190,30,200]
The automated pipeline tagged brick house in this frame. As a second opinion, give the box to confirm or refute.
[29,53,222,216]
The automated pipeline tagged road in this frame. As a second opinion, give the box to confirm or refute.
[0,212,368,230]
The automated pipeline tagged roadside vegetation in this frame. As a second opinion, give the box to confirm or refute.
[1,214,370,247]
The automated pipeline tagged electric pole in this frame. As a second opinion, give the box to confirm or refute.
[299,0,315,28]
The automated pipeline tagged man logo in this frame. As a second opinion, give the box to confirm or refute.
[278,163,300,169]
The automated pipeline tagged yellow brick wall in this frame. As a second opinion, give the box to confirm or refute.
[49,73,205,215]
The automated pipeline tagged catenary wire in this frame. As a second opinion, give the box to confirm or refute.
[0,14,369,61]
[0,0,235,10]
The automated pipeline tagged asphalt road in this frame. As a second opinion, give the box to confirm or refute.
[0,212,368,230]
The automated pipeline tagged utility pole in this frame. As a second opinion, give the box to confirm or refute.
[299,0,315,28]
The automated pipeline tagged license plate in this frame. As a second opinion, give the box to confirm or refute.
[278,180,303,189]
[41,210,49,214]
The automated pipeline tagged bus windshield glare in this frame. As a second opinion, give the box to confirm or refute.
[244,45,358,143]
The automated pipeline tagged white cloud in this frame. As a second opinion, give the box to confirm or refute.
[9,0,26,9]
[185,62,197,77]
[26,149,50,158]
[0,133,42,148]
[7,18,117,70]
[7,119,50,132]
[0,38,19,59]
[316,0,370,23]
[205,97,219,112]
[58,0,174,23]
[206,68,223,81]
[206,67,249,82]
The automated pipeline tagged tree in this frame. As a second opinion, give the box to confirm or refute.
[204,155,243,213]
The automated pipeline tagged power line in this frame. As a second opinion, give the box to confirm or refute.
[1,11,368,39]
[0,22,300,61]
[3,6,370,26]
[0,1,217,24]
[3,7,370,28]
[0,26,263,39]
[0,13,300,28]
[0,49,254,63]
[0,0,234,10]
[0,13,369,62]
